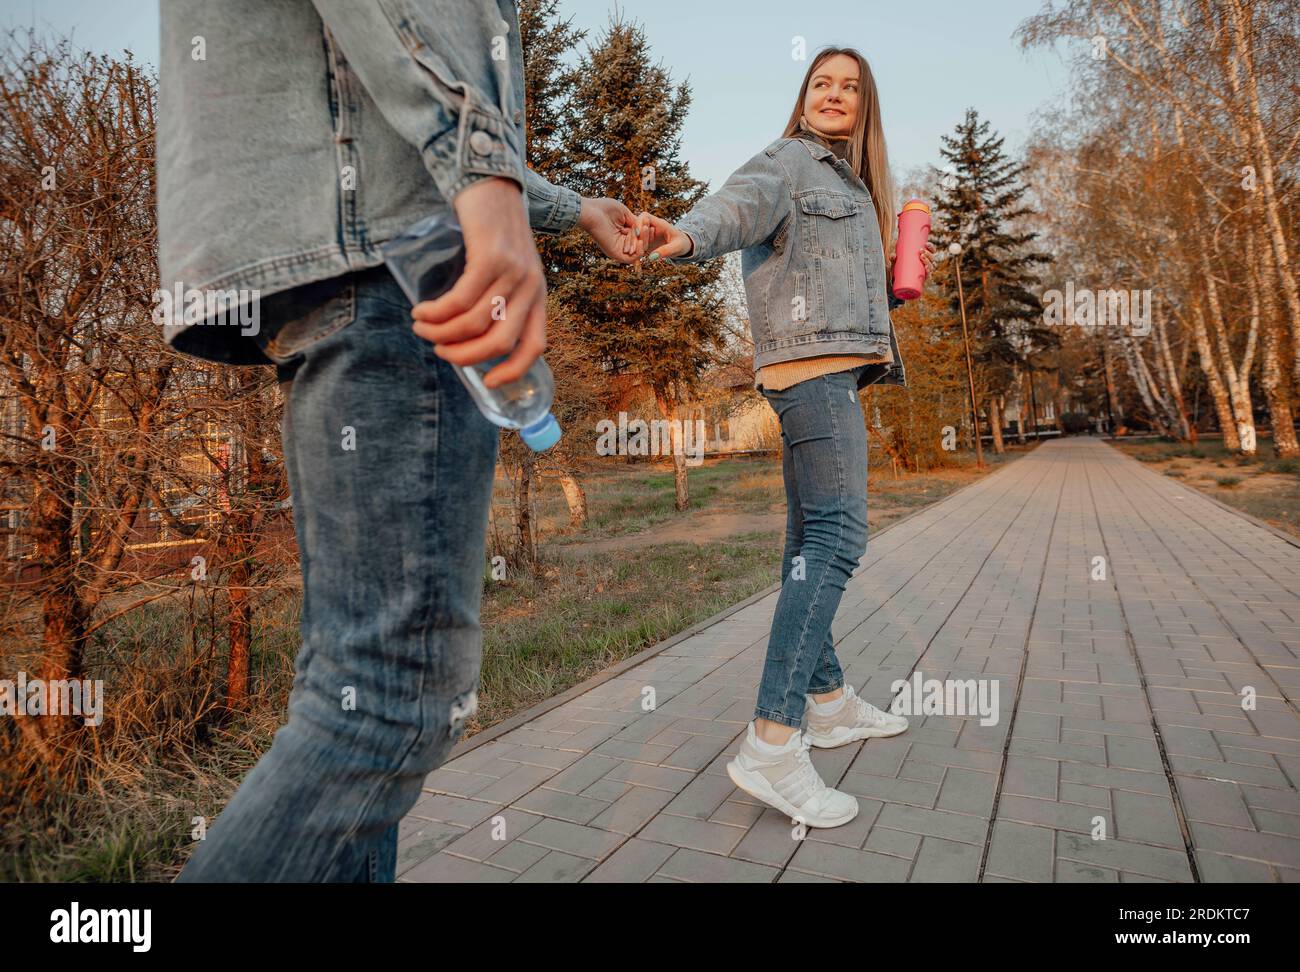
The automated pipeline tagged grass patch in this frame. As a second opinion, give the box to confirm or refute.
[474,535,781,731]
[1117,436,1300,539]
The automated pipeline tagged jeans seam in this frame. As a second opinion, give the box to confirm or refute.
[807,677,843,696]
[774,376,845,723]
[312,308,440,883]
[753,706,801,730]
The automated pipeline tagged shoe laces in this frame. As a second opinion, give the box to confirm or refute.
[845,684,887,725]
[789,734,827,797]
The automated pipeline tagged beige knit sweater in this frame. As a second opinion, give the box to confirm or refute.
[757,349,894,392]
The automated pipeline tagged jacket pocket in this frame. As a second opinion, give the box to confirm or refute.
[796,190,861,259]
[765,268,821,341]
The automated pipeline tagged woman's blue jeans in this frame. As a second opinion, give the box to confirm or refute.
[754,367,870,730]
[176,266,496,882]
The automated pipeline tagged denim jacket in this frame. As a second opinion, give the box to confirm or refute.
[157,0,581,365]
[674,136,906,388]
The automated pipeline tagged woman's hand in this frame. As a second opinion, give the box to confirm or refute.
[633,211,693,262]
[578,196,640,264]
[919,241,937,278]
[888,239,938,285]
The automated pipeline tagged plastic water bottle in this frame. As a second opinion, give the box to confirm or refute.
[381,210,562,452]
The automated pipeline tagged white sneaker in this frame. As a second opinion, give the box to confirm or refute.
[725,722,859,828]
[804,683,909,748]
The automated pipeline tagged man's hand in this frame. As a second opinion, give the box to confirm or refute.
[410,177,546,389]
[578,196,639,264]
[634,211,693,261]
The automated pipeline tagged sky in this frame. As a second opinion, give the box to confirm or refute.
[1,0,1073,191]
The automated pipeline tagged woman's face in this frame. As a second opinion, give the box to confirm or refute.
[803,54,860,135]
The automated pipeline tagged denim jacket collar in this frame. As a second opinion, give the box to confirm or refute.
[792,137,871,197]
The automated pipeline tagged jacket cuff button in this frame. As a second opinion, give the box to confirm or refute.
[469,130,495,156]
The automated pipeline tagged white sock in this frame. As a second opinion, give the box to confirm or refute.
[810,692,846,715]
[752,727,799,754]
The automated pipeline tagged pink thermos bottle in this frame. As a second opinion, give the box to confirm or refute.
[892,199,931,300]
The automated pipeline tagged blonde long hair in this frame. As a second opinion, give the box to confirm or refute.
[782,48,897,273]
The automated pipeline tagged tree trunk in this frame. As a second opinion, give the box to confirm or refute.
[1014,371,1026,444]
[1226,0,1300,386]
[989,397,1005,454]
[655,390,689,511]
[556,469,589,528]
[513,453,537,567]
[1256,225,1299,458]
[1026,369,1041,438]
[1101,339,1125,435]
[1153,309,1194,442]
[1189,304,1242,451]
[224,550,252,710]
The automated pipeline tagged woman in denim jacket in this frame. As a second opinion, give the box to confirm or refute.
[636,47,935,828]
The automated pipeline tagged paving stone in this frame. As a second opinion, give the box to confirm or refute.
[875,804,987,845]
[583,838,676,883]
[395,819,466,876]
[985,820,1055,882]
[638,813,749,856]
[788,839,913,881]
[514,850,599,883]
[543,754,623,795]
[513,787,611,825]
[1055,832,1193,882]
[1187,820,1300,868]
[655,848,779,883]
[517,817,626,860]
[485,839,551,874]
[402,852,516,882]
[440,807,544,861]
[589,785,676,834]
[911,836,982,882]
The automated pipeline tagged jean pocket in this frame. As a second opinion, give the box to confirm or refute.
[256,277,357,365]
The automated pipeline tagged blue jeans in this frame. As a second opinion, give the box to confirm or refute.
[177,266,497,882]
[754,368,869,729]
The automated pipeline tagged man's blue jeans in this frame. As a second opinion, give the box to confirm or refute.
[177,266,497,882]
[754,368,870,730]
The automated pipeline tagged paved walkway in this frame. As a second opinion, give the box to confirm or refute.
[398,439,1300,882]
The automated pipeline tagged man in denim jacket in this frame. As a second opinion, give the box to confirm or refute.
[160,0,636,882]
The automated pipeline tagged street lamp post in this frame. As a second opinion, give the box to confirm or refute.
[949,242,984,469]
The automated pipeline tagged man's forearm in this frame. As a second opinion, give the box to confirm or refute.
[524,168,582,235]
[309,0,527,202]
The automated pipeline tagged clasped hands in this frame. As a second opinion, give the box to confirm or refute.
[409,177,933,392]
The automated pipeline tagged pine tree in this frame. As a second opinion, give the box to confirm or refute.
[519,0,584,279]
[933,108,1054,452]
[505,0,595,559]
[551,15,725,510]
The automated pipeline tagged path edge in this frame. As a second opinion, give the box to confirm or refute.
[1102,439,1300,551]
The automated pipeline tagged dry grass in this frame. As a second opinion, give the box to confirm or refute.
[1117,437,1300,539]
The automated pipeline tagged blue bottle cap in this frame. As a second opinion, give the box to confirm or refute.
[520,413,562,452]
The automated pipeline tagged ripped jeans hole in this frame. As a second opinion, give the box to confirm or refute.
[448,689,479,739]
